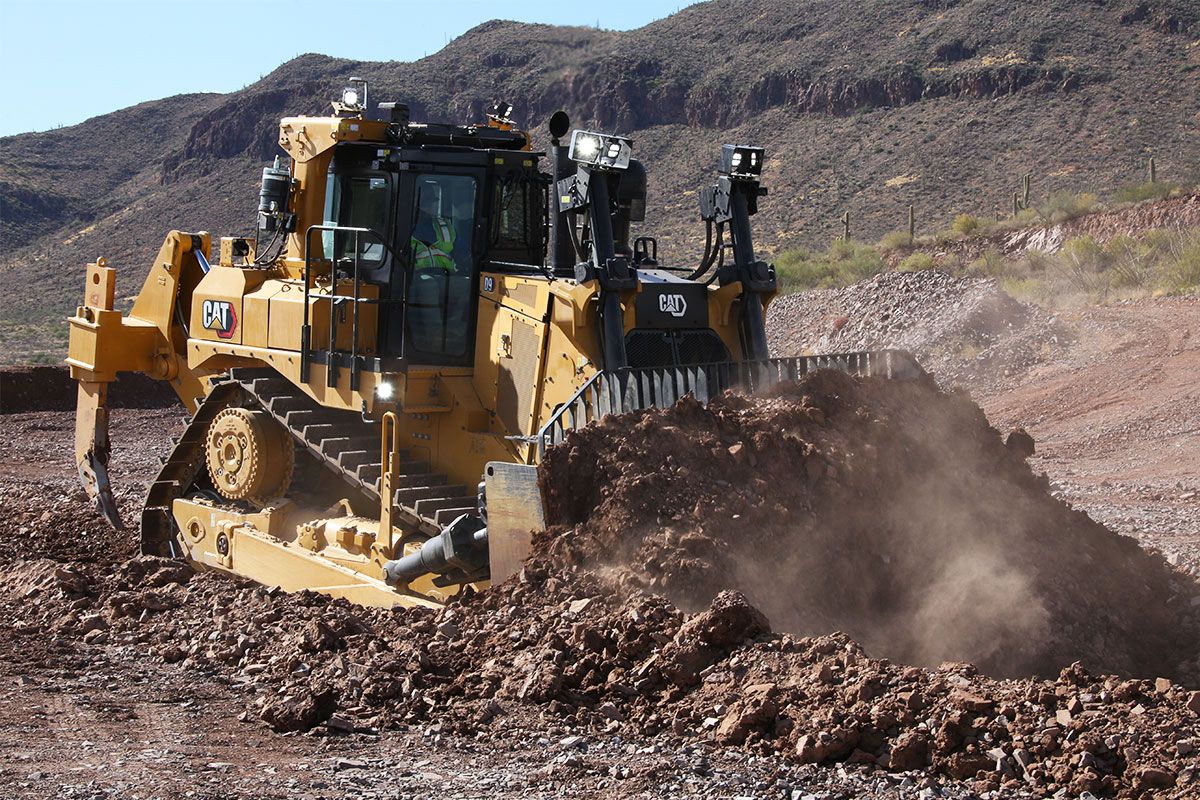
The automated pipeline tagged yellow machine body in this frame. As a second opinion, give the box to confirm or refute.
[65,90,873,609]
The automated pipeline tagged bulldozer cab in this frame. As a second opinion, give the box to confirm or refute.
[318,143,545,368]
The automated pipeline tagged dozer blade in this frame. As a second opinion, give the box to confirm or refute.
[485,350,924,584]
[535,350,925,457]
[75,380,123,530]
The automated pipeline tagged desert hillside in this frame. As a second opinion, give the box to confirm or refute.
[2,0,1198,360]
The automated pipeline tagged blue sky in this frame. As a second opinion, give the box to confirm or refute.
[0,0,700,137]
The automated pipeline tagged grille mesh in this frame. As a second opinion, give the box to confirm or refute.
[626,329,730,368]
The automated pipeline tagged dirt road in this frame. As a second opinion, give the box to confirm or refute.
[979,296,1200,575]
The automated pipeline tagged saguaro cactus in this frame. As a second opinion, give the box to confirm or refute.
[1149,157,1157,184]
[842,211,851,242]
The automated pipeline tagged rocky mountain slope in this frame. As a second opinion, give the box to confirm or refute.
[3,0,1199,361]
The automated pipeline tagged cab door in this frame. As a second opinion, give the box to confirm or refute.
[393,169,483,366]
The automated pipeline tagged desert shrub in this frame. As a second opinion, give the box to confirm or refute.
[1062,235,1105,270]
[966,248,1010,278]
[1024,249,1054,273]
[1001,275,1050,303]
[773,239,886,291]
[1111,181,1178,204]
[951,214,982,237]
[1036,192,1100,224]
[1156,232,1200,292]
[898,252,937,272]
[879,230,914,250]
[1102,235,1151,289]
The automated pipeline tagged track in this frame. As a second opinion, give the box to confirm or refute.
[141,367,477,556]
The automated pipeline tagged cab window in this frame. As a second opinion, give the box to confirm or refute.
[323,173,391,265]
[406,175,478,362]
[489,174,546,263]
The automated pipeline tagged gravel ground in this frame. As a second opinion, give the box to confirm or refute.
[767,271,1069,393]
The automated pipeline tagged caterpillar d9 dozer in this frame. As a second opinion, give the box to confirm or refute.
[67,80,919,608]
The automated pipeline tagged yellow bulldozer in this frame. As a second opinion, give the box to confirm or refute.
[66,80,918,608]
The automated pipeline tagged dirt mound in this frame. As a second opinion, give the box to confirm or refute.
[540,369,1199,681]
[767,271,1067,390]
[0,366,180,413]
[14,547,1200,798]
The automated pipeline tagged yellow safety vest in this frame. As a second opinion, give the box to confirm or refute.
[411,217,456,272]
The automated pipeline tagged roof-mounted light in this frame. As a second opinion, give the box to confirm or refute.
[332,76,367,116]
[718,144,765,180]
[568,129,632,170]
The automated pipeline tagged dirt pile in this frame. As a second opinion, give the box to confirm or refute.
[540,369,1199,680]
[9,369,1200,796]
[767,271,1067,390]
[5,370,1200,797]
[11,547,1200,798]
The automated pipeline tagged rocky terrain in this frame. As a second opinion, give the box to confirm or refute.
[767,271,1069,393]
[4,277,1200,797]
[4,0,1200,361]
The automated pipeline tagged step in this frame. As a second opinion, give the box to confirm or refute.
[319,435,380,455]
[248,376,292,398]
[284,409,348,428]
[229,367,275,383]
[357,464,383,484]
[303,423,368,446]
[396,473,447,489]
[337,450,379,471]
[369,461,436,488]
[266,394,309,417]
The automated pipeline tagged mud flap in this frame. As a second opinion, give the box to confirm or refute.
[484,461,547,583]
[75,381,123,529]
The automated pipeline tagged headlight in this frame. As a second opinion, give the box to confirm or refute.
[568,129,632,170]
[376,382,394,400]
[718,144,765,179]
[342,88,359,107]
[573,133,600,160]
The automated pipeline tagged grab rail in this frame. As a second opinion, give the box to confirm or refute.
[301,224,407,389]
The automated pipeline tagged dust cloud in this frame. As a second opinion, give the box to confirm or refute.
[538,370,1199,681]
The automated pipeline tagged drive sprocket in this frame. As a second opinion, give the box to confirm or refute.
[205,406,294,504]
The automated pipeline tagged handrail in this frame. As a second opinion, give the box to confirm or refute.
[534,350,923,460]
[301,224,408,388]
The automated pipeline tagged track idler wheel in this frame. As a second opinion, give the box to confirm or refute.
[205,407,294,504]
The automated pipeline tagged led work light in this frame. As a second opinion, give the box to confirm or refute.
[568,130,632,170]
[718,144,765,179]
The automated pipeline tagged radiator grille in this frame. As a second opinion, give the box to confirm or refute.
[625,329,730,369]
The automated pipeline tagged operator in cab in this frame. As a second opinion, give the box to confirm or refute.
[411,185,456,273]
